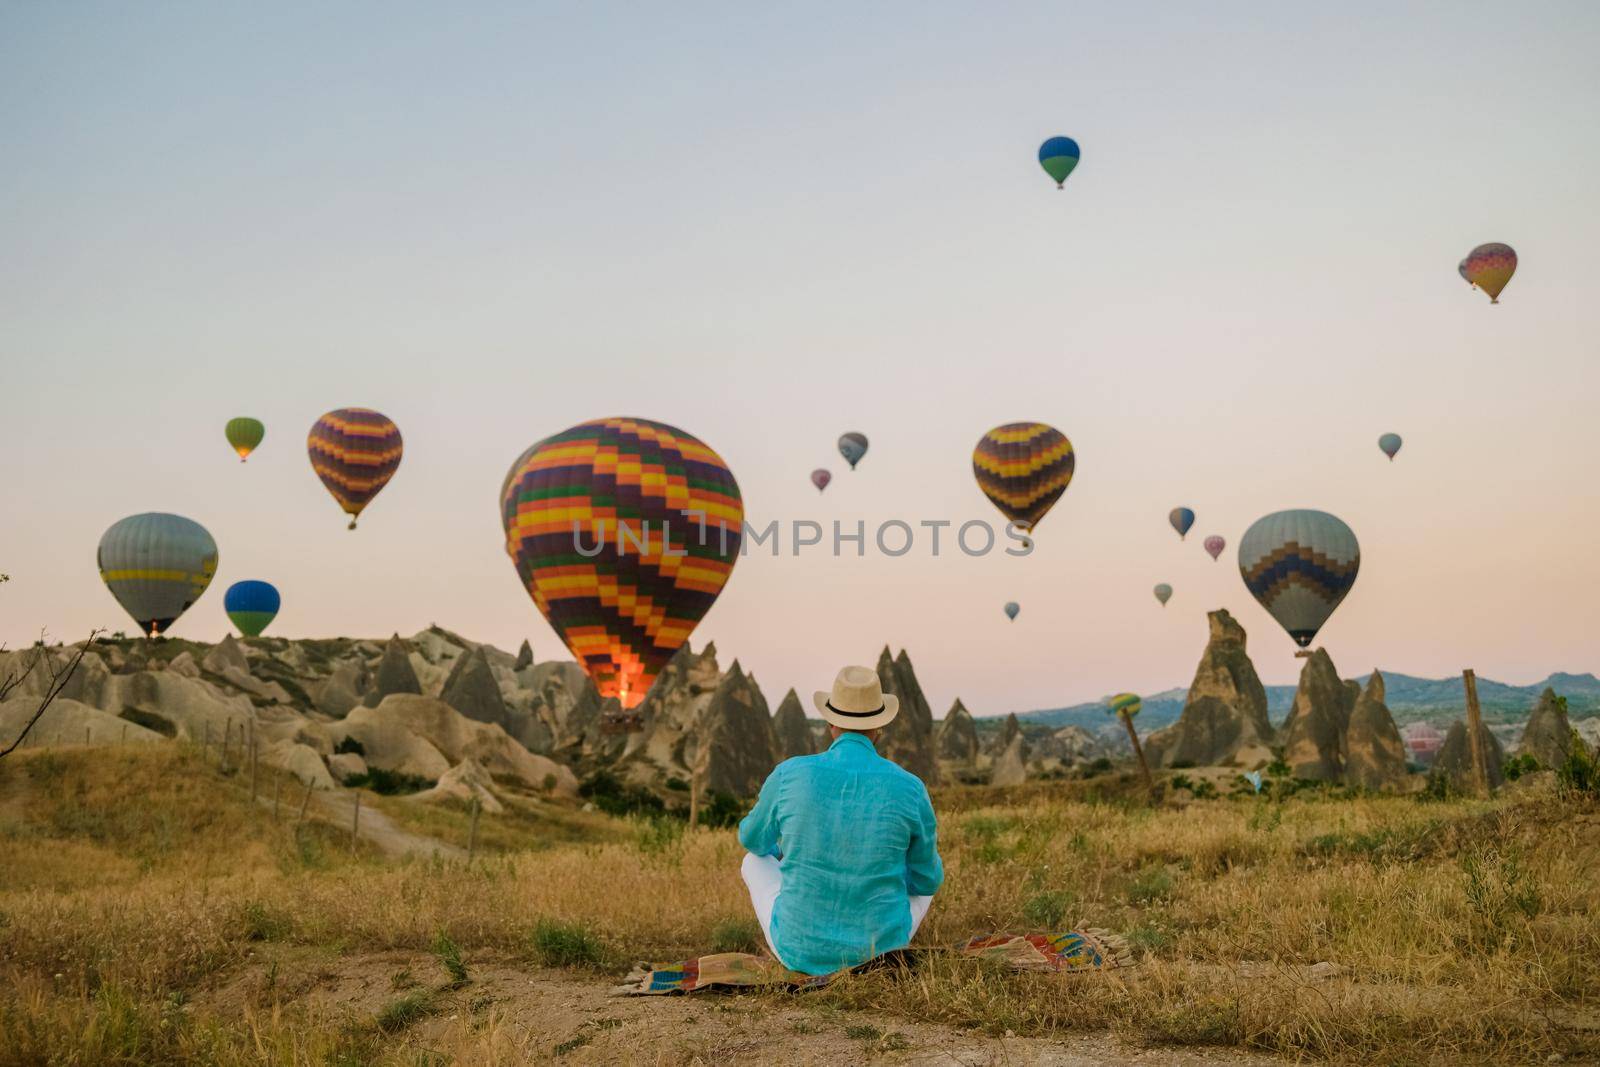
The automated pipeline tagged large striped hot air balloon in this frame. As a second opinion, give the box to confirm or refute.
[1462,243,1517,303]
[225,417,264,462]
[972,423,1075,539]
[1238,509,1360,651]
[1038,136,1081,188]
[224,580,280,637]
[1169,507,1195,540]
[500,417,743,711]
[837,432,869,470]
[97,513,218,637]
[307,408,403,529]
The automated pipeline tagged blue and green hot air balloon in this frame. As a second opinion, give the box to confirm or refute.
[224,580,280,637]
[1038,136,1081,188]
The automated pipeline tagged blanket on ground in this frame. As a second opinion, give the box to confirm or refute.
[614,930,1131,996]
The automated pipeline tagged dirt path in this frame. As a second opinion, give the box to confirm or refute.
[263,787,466,860]
[196,949,1283,1066]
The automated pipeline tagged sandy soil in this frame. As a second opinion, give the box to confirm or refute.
[194,949,1282,1066]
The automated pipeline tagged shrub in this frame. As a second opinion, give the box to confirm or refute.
[528,919,607,968]
[709,917,764,954]
[343,768,433,795]
[1501,753,1540,780]
[579,771,664,818]
[1022,889,1075,928]
[1556,734,1598,796]
[333,736,366,757]
[433,930,469,986]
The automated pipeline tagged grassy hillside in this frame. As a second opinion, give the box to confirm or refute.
[1,745,1597,1064]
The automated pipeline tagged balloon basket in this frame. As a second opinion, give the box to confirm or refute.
[1294,650,1312,659]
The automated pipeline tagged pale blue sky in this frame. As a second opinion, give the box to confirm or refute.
[4,2,1598,714]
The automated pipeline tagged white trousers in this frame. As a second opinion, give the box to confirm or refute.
[740,852,932,967]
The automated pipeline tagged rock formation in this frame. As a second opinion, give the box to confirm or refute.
[1146,609,1273,768]
[1344,670,1410,791]
[514,639,534,671]
[935,699,979,763]
[1279,649,1355,781]
[202,634,249,676]
[772,689,817,760]
[1037,724,1103,765]
[988,712,1029,759]
[874,647,940,784]
[413,757,504,813]
[693,661,779,797]
[0,695,164,747]
[365,634,422,706]
[990,734,1027,787]
[439,644,509,726]
[312,658,369,717]
[1435,718,1507,791]
[1519,688,1579,769]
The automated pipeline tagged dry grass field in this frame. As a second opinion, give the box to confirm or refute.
[1,743,1596,1065]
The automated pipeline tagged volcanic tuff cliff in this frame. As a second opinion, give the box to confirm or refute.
[1435,718,1507,791]
[1344,670,1410,791]
[1145,609,1274,768]
[1518,687,1581,769]
[935,699,980,764]
[771,689,818,761]
[1279,649,1357,780]
[874,646,941,785]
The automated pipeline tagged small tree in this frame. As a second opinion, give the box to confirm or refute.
[0,630,100,760]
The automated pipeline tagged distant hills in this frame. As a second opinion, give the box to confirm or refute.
[1009,671,1600,731]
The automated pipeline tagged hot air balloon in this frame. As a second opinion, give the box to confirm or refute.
[308,408,403,529]
[97,513,218,637]
[972,423,1075,542]
[1038,136,1080,189]
[1003,601,1019,621]
[225,417,264,462]
[1107,693,1155,794]
[837,433,869,470]
[1462,243,1517,303]
[1238,509,1359,652]
[1153,583,1172,607]
[1244,770,1263,794]
[1458,259,1473,286]
[1203,535,1226,561]
[1169,507,1195,540]
[1378,433,1403,461]
[811,469,832,492]
[501,417,743,714]
[224,580,280,637]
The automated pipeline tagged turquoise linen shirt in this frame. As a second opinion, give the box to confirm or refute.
[737,732,944,975]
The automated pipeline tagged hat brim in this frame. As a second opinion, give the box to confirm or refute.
[813,690,900,732]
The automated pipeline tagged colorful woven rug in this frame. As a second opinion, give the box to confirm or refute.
[614,929,1130,996]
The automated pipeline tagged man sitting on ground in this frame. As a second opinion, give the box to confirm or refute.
[737,665,943,975]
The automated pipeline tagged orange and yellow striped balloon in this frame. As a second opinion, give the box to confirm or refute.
[307,408,403,530]
[972,422,1075,535]
[501,417,743,709]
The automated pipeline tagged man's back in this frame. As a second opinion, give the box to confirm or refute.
[737,732,943,975]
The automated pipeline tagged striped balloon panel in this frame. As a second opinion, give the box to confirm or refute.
[972,423,1075,532]
[1169,507,1195,538]
[225,417,264,460]
[1463,242,1517,301]
[1109,692,1142,718]
[307,408,403,518]
[97,513,218,636]
[224,580,280,637]
[1238,509,1360,648]
[501,417,743,709]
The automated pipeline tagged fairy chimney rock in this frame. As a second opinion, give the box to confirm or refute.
[1148,609,1273,768]
[1344,670,1410,791]
[772,688,817,760]
[1518,688,1578,769]
[874,647,940,785]
[936,699,980,763]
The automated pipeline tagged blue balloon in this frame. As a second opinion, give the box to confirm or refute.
[1169,507,1195,540]
[224,580,281,637]
[1244,770,1263,794]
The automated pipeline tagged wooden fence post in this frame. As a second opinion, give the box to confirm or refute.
[467,797,481,863]
[249,740,258,803]
[273,774,283,821]
[297,779,313,824]
[351,793,361,850]
[1463,669,1490,797]
[121,724,128,746]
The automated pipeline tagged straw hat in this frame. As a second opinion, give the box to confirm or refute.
[813,665,900,731]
